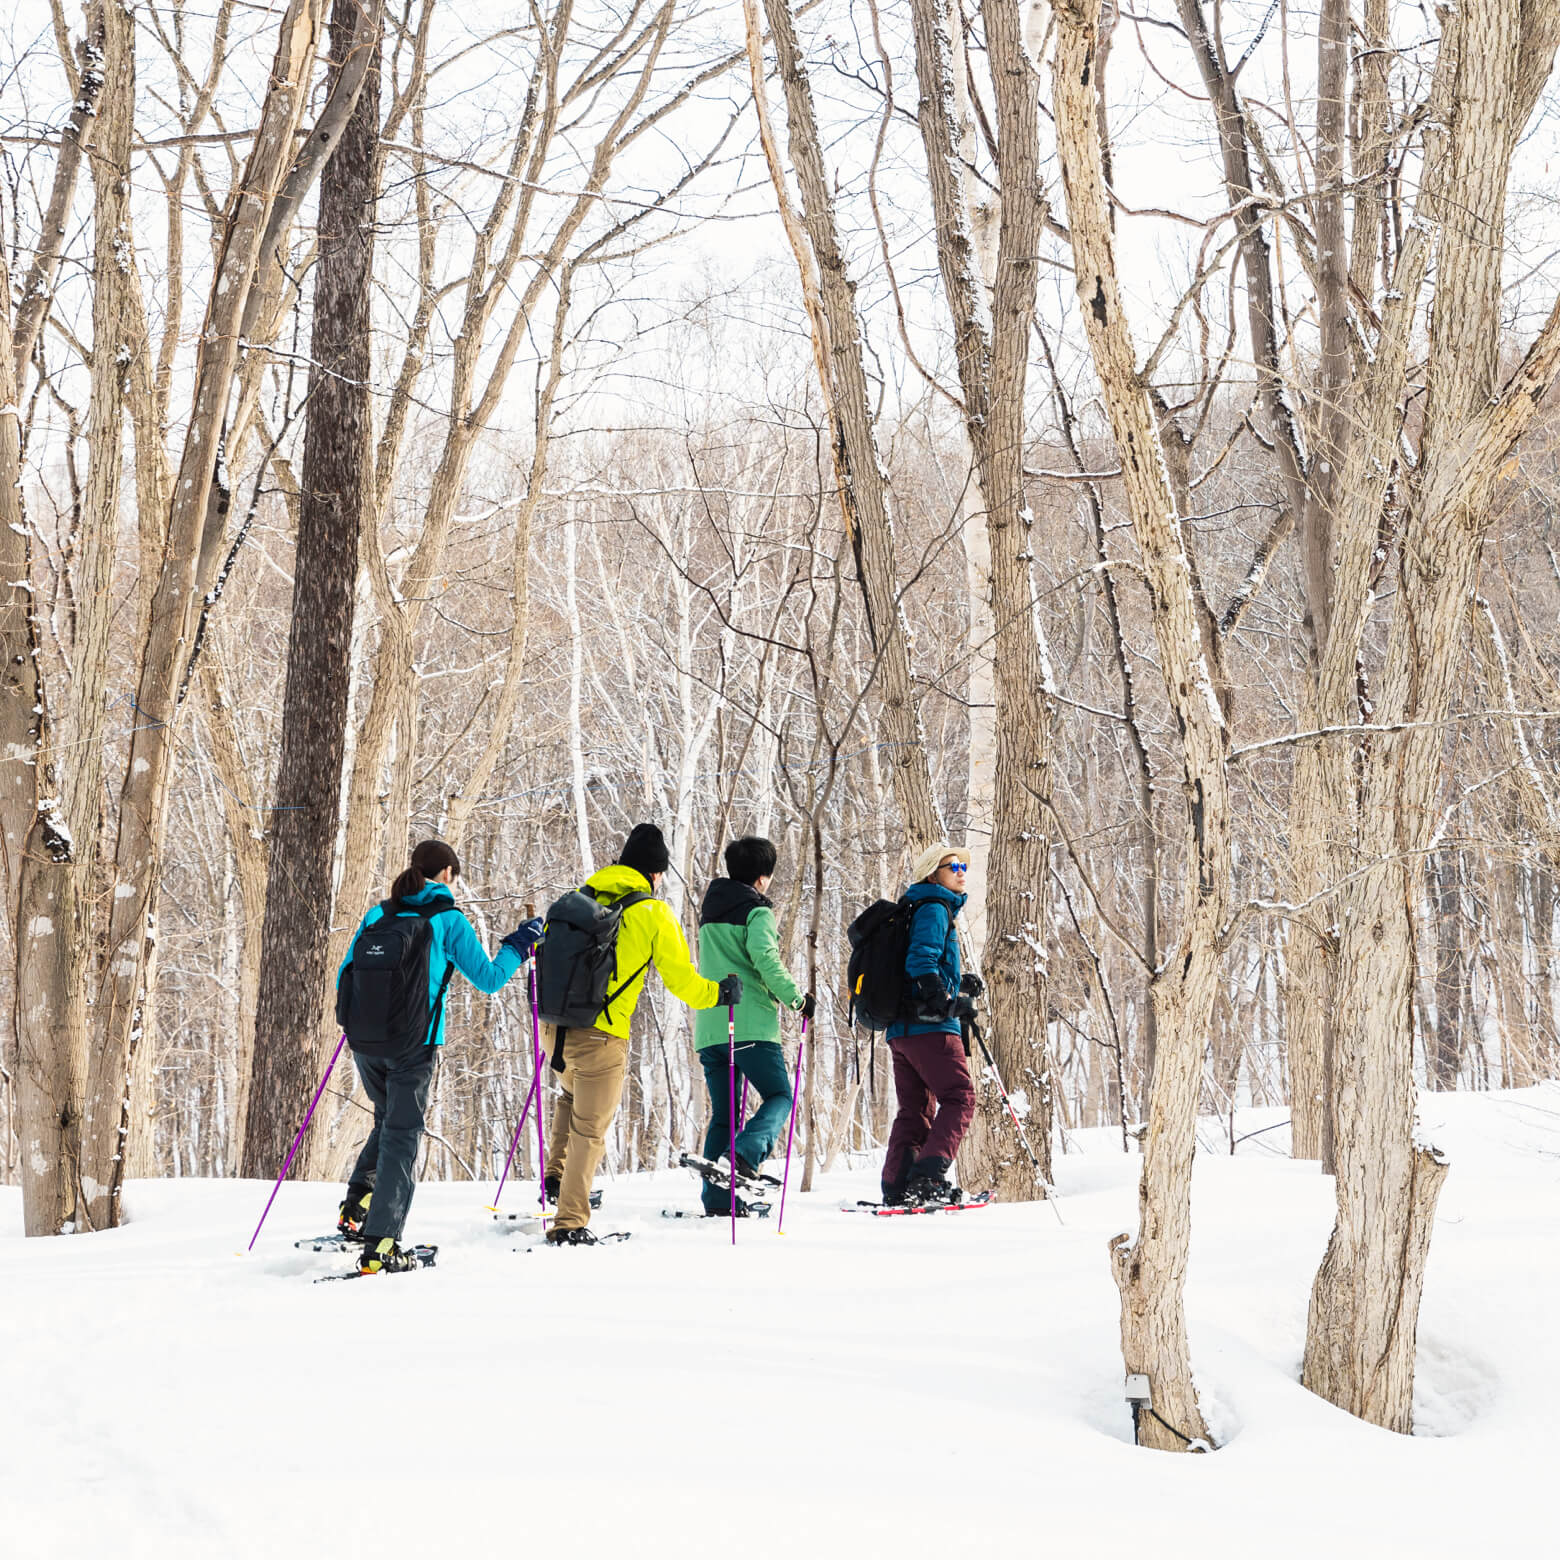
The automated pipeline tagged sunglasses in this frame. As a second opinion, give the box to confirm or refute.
[941,860,968,874]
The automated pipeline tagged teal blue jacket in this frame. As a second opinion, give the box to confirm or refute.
[336,883,521,1046]
[886,881,965,1041]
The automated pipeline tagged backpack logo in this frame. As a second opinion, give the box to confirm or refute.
[336,900,461,1058]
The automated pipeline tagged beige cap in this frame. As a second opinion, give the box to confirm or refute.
[909,841,962,884]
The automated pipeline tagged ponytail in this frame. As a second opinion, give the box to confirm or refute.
[391,838,461,902]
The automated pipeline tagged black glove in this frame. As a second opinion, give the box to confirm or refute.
[715,974,744,1008]
[952,993,978,1022]
[910,973,951,1021]
[960,972,984,999]
[799,992,816,1020]
[501,917,544,960]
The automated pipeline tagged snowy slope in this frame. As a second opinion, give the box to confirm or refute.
[1,1086,1555,1559]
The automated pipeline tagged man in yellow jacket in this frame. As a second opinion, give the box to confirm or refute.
[543,824,738,1243]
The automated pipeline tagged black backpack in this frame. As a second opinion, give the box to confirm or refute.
[536,886,651,1066]
[336,899,463,1058]
[846,897,917,1030]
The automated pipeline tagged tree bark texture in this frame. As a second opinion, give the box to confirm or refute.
[242,0,379,1178]
[0,229,83,1237]
[1304,0,1560,1430]
[79,0,328,1227]
[10,26,105,382]
[3,0,133,1233]
[1054,0,1234,1450]
[750,0,944,850]
[908,0,1054,1200]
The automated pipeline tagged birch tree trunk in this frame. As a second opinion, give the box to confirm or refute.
[1053,0,1235,1449]
[244,0,380,1176]
[198,647,269,1160]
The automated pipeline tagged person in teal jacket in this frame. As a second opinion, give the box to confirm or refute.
[335,838,541,1271]
[694,836,814,1214]
[882,842,978,1207]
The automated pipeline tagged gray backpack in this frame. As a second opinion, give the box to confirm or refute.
[535,886,650,1067]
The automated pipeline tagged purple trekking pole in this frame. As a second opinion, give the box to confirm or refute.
[728,1000,738,1246]
[247,1032,347,1251]
[487,1065,539,1212]
[529,957,549,1226]
[777,1016,806,1233]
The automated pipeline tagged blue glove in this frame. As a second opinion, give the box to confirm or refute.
[501,917,544,961]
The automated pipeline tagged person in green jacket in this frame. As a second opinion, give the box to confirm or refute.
[694,836,814,1215]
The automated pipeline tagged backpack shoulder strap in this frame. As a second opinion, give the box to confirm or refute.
[597,892,654,1021]
[392,896,464,918]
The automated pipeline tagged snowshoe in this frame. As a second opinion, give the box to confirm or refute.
[679,1150,781,1202]
[314,1242,438,1282]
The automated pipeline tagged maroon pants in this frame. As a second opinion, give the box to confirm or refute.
[883,1029,975,1188]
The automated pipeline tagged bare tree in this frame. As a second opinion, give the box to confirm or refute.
[906,0,1056,1199]
[244,0,384,1177]
[743,0,944,849]
[1051,0,1235,1450]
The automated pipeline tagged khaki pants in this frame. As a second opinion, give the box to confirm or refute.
[543,1026,627,1229]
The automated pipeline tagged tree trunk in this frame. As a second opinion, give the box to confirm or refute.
[82,0,326,1227]
[0,234,88,1236]
[1053,0,1236,1450]
[907,0,1055,1201]
[5,0,134,1234]
[1428,851,1465,1090]
[748,0,944,850]
[1304,0,1560,1432]
[243,0,379,1178]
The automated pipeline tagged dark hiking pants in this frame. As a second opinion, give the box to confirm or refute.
[348,1043,437,1243]
[699,1040,793,1213]
[883,1030,975,1193]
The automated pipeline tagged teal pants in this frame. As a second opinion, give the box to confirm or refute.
[699,1041,793,1213]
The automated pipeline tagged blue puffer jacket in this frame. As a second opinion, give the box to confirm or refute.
[336,882,521,1047]
[886,881,965,1040]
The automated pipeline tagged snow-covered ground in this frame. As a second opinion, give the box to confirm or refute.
[2,1086,1555,1559]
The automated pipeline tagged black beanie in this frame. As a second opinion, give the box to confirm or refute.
[619,823,670,878]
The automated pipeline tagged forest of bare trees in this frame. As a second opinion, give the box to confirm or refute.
[3,0,1558,1445]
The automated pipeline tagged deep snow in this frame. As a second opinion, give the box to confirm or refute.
[2,1086,1555,1559]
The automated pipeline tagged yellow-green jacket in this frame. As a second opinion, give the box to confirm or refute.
[580,863,719,1038]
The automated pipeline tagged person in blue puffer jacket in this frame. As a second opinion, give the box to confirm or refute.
[882,842,980,1207]
[334,838,542,1271]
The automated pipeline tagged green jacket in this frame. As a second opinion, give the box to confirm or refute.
[693,878,804,1050]
[578,863,719,1040]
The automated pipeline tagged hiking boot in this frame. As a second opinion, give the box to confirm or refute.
[544,1225,598,1246]
[337,1189,372,1241]
[543,1174,561,1205]
[904,1175,961,1207]
[905,1158,961,1206]
[880,1181,908,1208]
[359,1237,416,1273]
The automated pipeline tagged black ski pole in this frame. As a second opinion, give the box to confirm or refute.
[966,1015,1064,1225]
